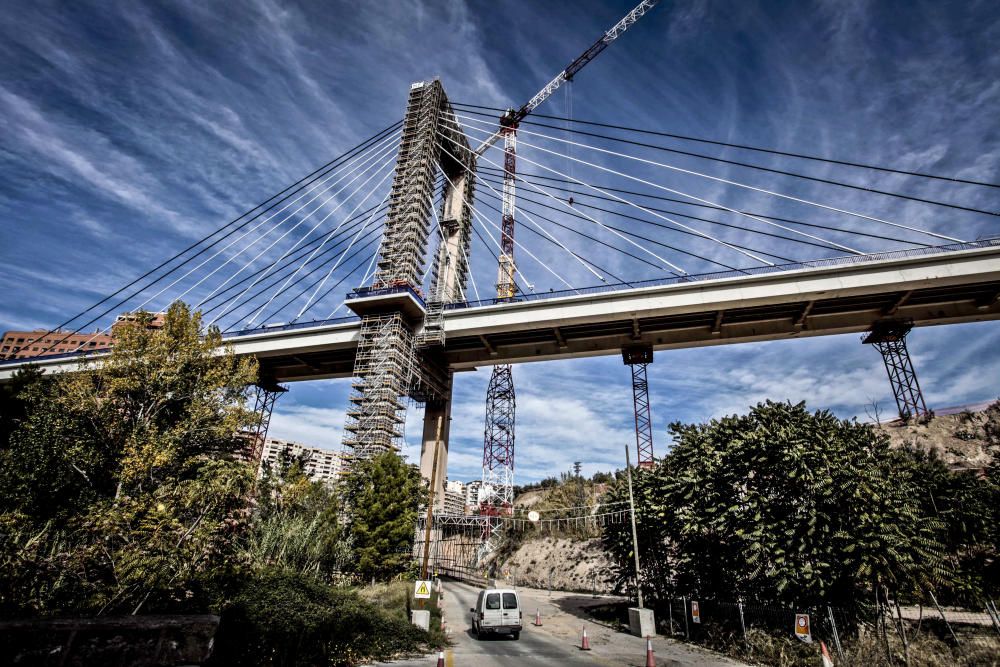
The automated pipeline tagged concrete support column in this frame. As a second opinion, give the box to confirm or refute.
[419,388,452,512]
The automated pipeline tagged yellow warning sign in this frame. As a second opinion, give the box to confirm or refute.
[414,580,432,599]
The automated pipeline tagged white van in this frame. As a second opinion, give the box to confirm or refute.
[470,588,522,639]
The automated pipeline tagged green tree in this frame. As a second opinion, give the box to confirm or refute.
[341,451,420,580]
[0,302,260,616]
[603,401,946,616]
[898,450,1000,601]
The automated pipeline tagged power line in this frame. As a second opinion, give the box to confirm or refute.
[479,167,927,247]
[460,109,999,217]
[25,121,402,355]
[453,101,1000,189]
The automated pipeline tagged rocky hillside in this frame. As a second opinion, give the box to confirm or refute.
[876,400,999,470]
[497,536,615,593]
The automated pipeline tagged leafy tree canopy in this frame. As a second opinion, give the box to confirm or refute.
[341,451,421,581]
[603,401,960,615]
[0,302,260,616]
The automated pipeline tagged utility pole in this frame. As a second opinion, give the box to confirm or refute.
[625,444,643,609]
[625,443,656,636]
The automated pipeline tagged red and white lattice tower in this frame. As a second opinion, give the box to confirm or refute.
[480,115,519,527]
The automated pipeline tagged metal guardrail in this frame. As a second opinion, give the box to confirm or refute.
[0,347,110,366]
[223,314,361,339]
[444,238,1000,311]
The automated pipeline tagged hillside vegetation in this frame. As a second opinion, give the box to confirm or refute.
[498,400,1000,603]
[497,400,1000,666]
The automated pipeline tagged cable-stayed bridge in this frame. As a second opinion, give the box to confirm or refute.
[1,76,998,523]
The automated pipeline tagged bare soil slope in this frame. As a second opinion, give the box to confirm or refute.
[876,400,999,470]
[497,535,616,594]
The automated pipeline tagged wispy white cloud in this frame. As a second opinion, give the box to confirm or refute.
[3,0,998,484]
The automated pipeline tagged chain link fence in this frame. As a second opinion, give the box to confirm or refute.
[656,596,1000,666]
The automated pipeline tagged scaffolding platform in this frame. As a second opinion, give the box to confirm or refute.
[345,285,426,321]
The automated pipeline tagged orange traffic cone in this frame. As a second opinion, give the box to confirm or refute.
[645,635,655,667]
[580,627,591,650]
[820,641,834,667]
[533,608,542,626]
[435,650,445,667]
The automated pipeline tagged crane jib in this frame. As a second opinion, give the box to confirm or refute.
[471,0,660,156]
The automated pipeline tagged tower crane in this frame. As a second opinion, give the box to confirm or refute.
[479,0,661,537]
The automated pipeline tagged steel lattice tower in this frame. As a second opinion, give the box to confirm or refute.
[622,344,655,467]
[246,380,287,462]
[481,118,519,517]
[863,320,929,421]
[482,365,516,509]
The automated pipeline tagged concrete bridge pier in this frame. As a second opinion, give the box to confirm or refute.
[419,384,453,512]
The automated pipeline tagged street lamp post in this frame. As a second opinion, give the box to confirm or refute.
[624,443,644,609]
[625,443,655,637]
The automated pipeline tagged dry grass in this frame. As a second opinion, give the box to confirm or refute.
[356,579,450,648]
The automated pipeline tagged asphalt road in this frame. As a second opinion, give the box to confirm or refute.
[443,579,601,666]
[388,580,743,667]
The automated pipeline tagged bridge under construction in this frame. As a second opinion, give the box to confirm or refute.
[1,0,999,573]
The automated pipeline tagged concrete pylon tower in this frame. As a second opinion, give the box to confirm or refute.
[343,80,474,495]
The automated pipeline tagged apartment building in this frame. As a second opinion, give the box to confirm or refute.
[0,329,113,360]
[258,437,346,486]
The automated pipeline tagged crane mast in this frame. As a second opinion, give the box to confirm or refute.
[479,0,661,542]
[496,113,518,300]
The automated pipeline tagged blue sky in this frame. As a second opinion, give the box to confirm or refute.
[1,1,998,482]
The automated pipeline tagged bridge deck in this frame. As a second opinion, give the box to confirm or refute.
[2,240,998,383]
